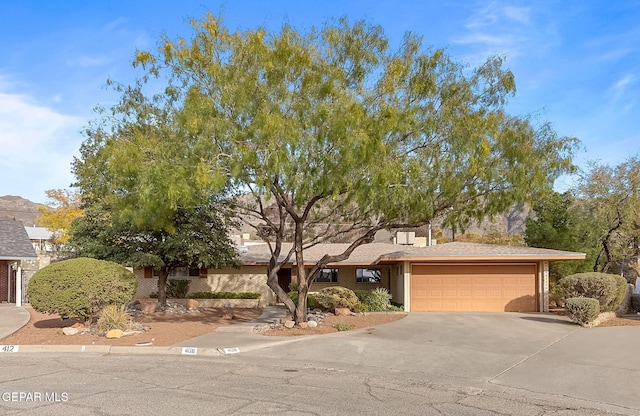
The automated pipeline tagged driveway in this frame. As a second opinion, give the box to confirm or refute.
[244,312,640,412]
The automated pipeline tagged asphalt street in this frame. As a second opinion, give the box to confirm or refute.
[1,310,639,415]
[0,353,632,416]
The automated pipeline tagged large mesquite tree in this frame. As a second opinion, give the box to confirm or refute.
[106,13,576,322]
[576,157,640,273]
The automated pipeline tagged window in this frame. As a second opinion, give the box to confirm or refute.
[168,267,201,279]
[316,268,338,283]
[356,268,382,283]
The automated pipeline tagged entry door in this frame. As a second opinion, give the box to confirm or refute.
[277,268,292,302]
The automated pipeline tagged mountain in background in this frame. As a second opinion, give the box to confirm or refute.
[0,195,44,227]
[1,194,531,242]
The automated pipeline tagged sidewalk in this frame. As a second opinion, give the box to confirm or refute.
[0,303,30,341]
[0,304,305,356]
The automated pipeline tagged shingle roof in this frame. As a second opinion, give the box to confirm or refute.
[240,241,585,265]
[0,220,37,260]
[24,226,54,241]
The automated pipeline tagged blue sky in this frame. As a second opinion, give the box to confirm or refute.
[1,1,638,203]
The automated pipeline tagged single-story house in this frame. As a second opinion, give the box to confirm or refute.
[0,220,37,306]
[135,240,585,312]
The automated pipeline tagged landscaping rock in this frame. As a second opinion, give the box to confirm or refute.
[223,312,234,320]
[297,322,308,329]
[284,320,295,329]
[106,329,124,339]
[122,330,143,337]
[62,327,79,336]
[186,299,199,310]
[71,323,85,329]
[141,301,157,314]
[307,320,318,328]
[334,307,351,316]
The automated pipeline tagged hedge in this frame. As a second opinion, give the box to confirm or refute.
[556,272,627,312]
[189,291,261,299]
[565,297,600,326]
[28,257,137,320]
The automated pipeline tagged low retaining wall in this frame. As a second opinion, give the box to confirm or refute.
[137,298,263,309]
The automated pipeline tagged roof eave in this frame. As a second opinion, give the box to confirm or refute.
[0,256,37,261]
[376,254,587,263]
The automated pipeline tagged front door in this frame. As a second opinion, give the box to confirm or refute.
[277,268,292,302]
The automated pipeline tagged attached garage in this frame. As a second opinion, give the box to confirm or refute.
[410,263,537,312]
[228,240,586,313]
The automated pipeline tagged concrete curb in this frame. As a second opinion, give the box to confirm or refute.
[6,336,307,357]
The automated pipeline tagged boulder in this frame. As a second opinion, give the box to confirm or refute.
[297,322,308,329]
[284,320,295,329]
[106,329,124,339]
[186,299,199,310]
[62,327,79,336]
[307,320,318,328]
[71,323,85,329]
[141,301,157,314]
[334,307,351,316]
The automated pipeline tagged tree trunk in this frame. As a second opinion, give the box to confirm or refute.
[157,268,169,308]
[265,265,296,314]
[293,220,308,324]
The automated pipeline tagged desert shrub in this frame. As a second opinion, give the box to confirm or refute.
[287,291,320,309]
[166,279,190,298]
[353,302,369,313]
[97,304,130,332]
[314,286,359,311]
[630,294,640,312]
[565,297,600,326]
[333,323,356,331]
[28,258,137,320]
[556,272,628,312]
[355,288,393,311]
[189,291,261,299]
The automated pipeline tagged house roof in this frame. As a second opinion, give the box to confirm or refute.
[240,241,585,266]
[24,226,53,240]
[0,220,38,260]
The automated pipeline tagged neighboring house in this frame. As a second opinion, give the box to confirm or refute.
[24,226,60,270]
[0,220,37,306]
[135,240,585,313]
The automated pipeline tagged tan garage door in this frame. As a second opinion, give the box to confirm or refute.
[411,264,537,312]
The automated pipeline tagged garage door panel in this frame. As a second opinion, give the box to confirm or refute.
[411,264,537,312]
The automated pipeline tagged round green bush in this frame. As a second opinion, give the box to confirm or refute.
[355,287,393,311]
[556,272,627,312]
[565,297,600,326]
[287,291,320,309]
[314,286,359,311]
[28,257,138,320]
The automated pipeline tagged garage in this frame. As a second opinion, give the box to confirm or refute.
[410,263,538,312]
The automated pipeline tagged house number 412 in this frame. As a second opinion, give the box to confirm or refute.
[0,345,19,353]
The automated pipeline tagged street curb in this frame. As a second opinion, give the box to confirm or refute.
[5,335,307,357]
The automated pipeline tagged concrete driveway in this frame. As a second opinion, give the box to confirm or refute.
[244,312,640,413]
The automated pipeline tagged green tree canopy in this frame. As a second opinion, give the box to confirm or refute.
[525,190,597,282]
[576,157,640,274]
[87,13,578,321]
[72,49,239,307]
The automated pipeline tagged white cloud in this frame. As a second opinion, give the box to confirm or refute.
[65,55,112,67]
[0,91,84,202]
[452,1,552,63]
[503,6,530,24]
[104,17,130,32]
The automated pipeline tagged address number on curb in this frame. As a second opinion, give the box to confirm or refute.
[0,345,19,353]
[181,347,198,355]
